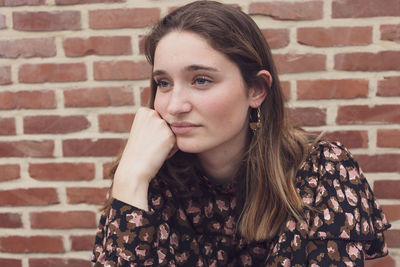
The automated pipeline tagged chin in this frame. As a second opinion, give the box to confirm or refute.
[176,139,204,154]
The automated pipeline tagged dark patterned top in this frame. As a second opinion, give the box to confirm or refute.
[92,141,390,266]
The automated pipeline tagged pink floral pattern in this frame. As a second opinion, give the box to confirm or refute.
[92,141,390,266]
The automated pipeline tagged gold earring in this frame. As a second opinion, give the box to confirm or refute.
[249,107,261,131]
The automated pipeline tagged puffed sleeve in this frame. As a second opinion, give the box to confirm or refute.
[302,141,391,263]
[91,177,177,266]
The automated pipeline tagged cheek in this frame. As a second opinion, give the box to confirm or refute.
[153,92,165,114]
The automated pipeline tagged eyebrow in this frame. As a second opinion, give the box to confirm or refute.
[152,64,219,78]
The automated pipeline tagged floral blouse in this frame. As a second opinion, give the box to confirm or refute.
[92,141,390,266]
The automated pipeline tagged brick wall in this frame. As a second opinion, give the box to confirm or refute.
[0,0,399,266]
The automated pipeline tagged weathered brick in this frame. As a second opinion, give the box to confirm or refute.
[24,115,90,134]
[99,113,134,133]
[377,76,400,97]
[19,63,86,83]
[249,1,323,20]
[0,14,6,29]
[30,211,96,229]
[63,138,125,157]
[13,11,80,31]
[377,129,400,148]
[385,229,400,247]
[93,60,151,80]
[0,236,64,253]
[332,0,400,18]
[297,79,368,99]
[64,86,134,107]
[0,259,21,267]
[335,51,400,71]
[374,180,400,199]
[287,107,326,126]
[0,140,54,157]
[63,36,132,57]
[0,65,11,85]
[0,38,56,58]
[0,117,16,135]
[29,258,91,267]
[56,0,123,4]
[337,105,400,124]
[0,90,55,110]
[365,255,395,267]
[0,164,20,181]
[274,53,326,73]
[261,29,289,49]
[0,188,59,206]
[381,24,400,42]
[70,235,95,251]
[66,187,108,204]
[322,130,368,149]
[89,8,160,29]
[29,163,95,181]
[297,27,372,47]
[140,87,151,106]
[0,213,22,228]
[381,205,400,223]
[0,0,45,6]
[356,155,400,173]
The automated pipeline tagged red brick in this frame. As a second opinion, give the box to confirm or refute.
[0,14,6,29]
[29,258,91,267]
[385,229,400,247]
[375,180,400,198]
[335,51,400,71]
[70,235,95,251]
[377,129,400,148]
[280,81,290,101]
[297,79,368,99]
[56,0,123,4]
[249,1,323,20]
[0,140,54,158]
[274,53,326,74]
[0,164,20,181]
[0,38,55,58]
[381,24,400,42]
[357,155,400,173]
[93,60,151,80]
[0,0,45,6]
[381,205,400,223]
[138,35,146,54]
[322,130,368,149]
[140,87,151,106]
[0,90,55,110]
[30,211,96,229]
[377,76,400,97]
[0,213,22,228]
[99,113,134,133]
[29,163,95,181]
[0,259,21,267]
[63,138,125,157]
[0,117,16,135]
[336,105,400,124]
[19,63,86,83]
[332,0,400,18]
[13,11,80,31]
[24,115,90,134]
[89,8,159,29]
[103,162,114,179]
[64,86,134,107]
[0,236,64,253]
[261,29,289,49]
[66,187,108,204]
[365,255,395,267]
[297,27,372,47]
[0,188,59,206]
[287,107,326,126]
[0,65,11,85]
[63,36,132,57]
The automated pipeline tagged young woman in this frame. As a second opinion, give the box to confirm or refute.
[92,1,390,266]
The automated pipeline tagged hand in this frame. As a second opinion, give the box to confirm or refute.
[112,107,177,209]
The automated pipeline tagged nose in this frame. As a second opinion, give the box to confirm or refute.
[166,84,192,115]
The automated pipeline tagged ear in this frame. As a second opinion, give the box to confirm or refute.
[249,70,272,108]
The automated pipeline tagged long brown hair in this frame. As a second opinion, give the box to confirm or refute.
[109,1,313,242]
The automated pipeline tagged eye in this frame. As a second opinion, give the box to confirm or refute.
[155,79,172,90]
[192,76,213,87]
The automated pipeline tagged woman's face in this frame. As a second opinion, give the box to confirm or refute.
[153,31,252,156]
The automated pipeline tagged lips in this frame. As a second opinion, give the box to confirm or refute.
[169,122,200,135]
